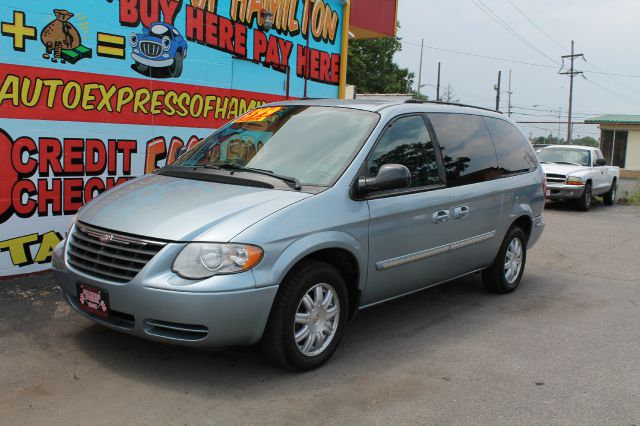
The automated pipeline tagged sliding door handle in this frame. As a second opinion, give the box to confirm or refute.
[432,210,451,224]
[453,206,470,219]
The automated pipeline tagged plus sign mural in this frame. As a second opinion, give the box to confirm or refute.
[0,0,346,278]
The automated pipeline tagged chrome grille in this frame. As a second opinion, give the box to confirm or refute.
[67,223,166,283]
[140,41,162,57]
[545,173,566,183]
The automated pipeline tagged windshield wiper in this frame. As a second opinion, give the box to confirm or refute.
[206,163,302,190]
[552,161,583,166]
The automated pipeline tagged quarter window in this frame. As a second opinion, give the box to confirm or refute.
[428,114,499,187]
[368,115,441,188]
[484,117,538,175]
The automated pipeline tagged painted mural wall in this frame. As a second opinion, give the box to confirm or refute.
[0,0,344,277]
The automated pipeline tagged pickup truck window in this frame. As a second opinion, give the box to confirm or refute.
[538,148,591,167]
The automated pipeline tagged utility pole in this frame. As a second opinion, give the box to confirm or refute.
[436,62,441,101]
[560,40,583,144]
[416,39,424,99]
[494,70,501,112]
[557,107,562,143]
[507,70,512,117]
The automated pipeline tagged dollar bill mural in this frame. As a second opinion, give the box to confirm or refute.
[0,0,345,277]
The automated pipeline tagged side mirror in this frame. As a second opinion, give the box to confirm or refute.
[595,158,606,166]
[174,146,187,162]
[357,164,411,195]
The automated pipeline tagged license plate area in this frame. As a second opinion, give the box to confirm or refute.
[77,283,110,318]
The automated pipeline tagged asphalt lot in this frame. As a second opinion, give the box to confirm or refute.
[1,201,639,425]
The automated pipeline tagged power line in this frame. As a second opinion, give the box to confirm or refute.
[470,0,560,65]
[399,40,556,69]
[582,75,640,109]
[400,39,640,82]
[505,0,567,52]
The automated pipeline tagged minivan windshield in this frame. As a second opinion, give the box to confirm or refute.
[171,106,379,186]
[537,147,591,167]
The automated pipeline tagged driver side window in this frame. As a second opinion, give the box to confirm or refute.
[368,115,441,188]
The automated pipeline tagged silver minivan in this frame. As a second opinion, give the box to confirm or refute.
[53,100,545,371]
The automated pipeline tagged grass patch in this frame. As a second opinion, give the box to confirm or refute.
[619,180,640,204]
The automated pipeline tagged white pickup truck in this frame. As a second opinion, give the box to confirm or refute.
[537,145,620,211]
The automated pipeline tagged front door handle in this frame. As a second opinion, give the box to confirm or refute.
[432,210,451,224]
[453,206,470,219]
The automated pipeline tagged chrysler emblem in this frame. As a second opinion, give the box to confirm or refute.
[99,233,114,243]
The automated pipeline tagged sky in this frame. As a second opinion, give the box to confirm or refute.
[393,0,640,139]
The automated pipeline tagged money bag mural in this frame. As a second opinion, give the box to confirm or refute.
[40,9,91,64]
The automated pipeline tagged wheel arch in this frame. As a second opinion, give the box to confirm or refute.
[269,233,367,320]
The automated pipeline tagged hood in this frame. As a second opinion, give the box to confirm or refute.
[78,174,312,241]
[541,163,590,176]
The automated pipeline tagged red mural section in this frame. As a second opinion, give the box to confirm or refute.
[0,64,284,129]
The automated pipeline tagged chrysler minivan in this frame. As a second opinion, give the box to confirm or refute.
[52,100,545,371]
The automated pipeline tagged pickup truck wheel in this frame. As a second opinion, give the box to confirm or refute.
[576,182,592,211]
[603,180,617,206]
[482,227,527,294]
[261,260,348,371]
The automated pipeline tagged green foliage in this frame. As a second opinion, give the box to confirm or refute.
[347,34,414,94]
[626,181,640,205]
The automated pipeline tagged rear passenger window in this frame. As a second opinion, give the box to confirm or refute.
[368,115,441,188]
[428,114,499,187]
[484,117,538,175]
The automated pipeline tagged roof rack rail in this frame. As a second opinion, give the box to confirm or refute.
[404,99,502,114]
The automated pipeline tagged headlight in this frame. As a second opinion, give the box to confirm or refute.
[162,36,171,51]
[566,176,585,186]
[173,243,263,279]
[130,33,138,47]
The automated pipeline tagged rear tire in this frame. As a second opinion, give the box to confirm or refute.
[576,182,592,211]
[261,260,348,372]
[482,227,527,294]
[603,180,617,206]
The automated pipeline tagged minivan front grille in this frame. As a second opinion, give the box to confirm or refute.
[67,223,166,283]
[140,41,162,57]
[545,173,566,183]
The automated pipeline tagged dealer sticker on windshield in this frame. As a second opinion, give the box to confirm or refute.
[235,107,283,123]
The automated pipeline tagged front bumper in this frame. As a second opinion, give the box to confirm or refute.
[546,183,585,200]
[52,240,278,348]
[131,52,174,67]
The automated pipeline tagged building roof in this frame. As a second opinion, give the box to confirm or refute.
[584,114,640,124]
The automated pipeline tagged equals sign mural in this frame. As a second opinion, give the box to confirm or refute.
[96,32,125,59]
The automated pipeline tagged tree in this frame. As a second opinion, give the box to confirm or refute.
[571,136,599,147]
[440,84,459,103]
[347,32,414,94]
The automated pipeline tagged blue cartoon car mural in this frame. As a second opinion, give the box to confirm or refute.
[130,22,187,78]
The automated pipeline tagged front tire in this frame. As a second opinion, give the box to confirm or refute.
[482,227,527,294]
[168,52,183,78]
[261,260,348,371]
[576,182,592,211]
[603,180,617,206]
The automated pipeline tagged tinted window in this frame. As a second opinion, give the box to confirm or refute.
[484,117,538,175]
[428,114,499,186]
[368,115,441,188]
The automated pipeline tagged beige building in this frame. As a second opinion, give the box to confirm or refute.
[585,115,640,178]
